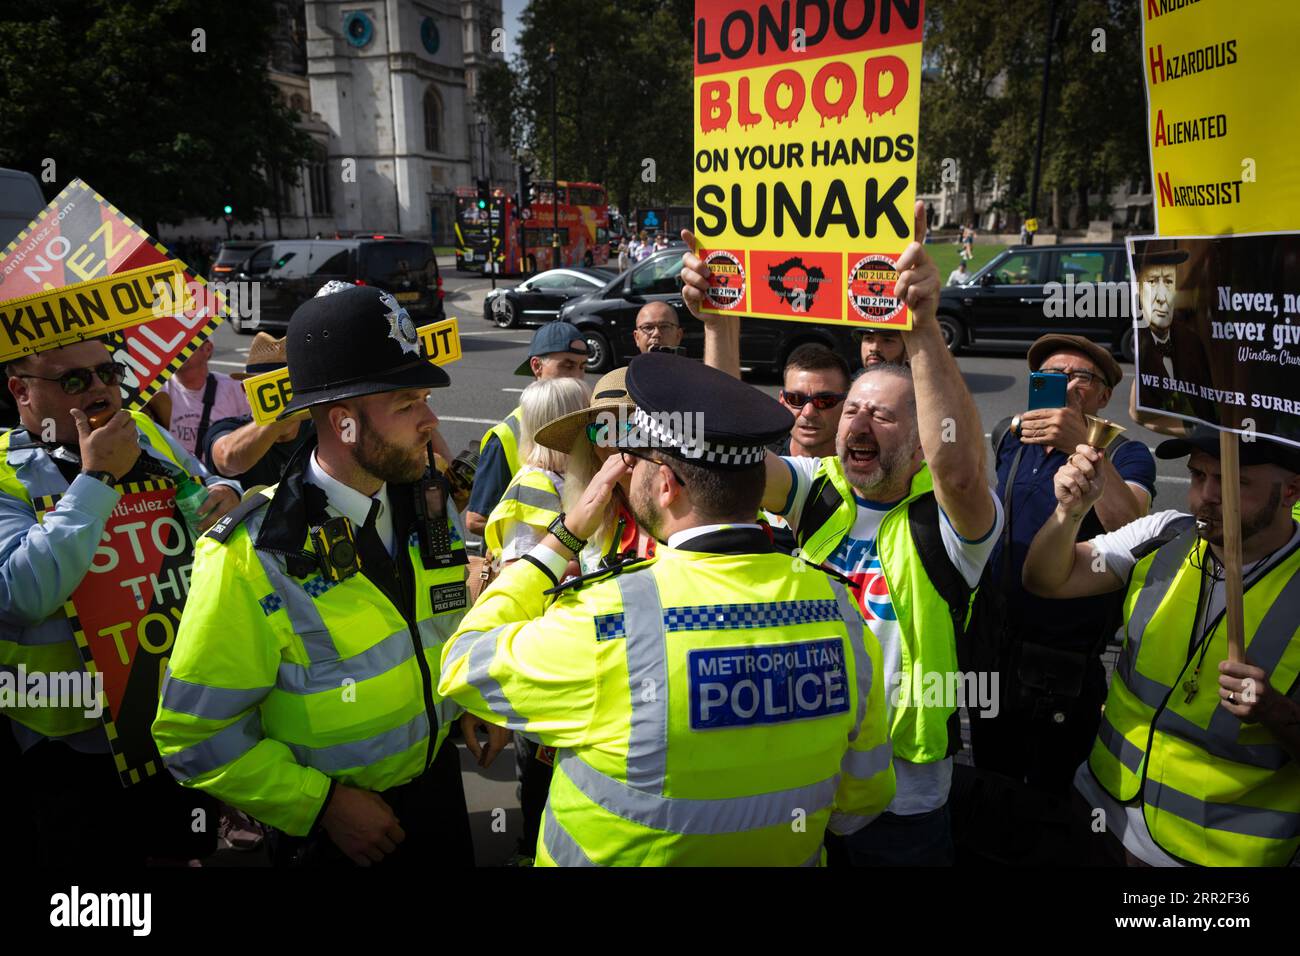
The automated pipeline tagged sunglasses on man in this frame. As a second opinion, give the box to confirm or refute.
[15,362,128,395]
[780,389,847,410]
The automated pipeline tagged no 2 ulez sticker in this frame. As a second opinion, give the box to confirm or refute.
[704,249,746,311]
[848,253,906,326]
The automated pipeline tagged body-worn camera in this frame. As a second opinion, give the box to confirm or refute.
[310,515,362,581]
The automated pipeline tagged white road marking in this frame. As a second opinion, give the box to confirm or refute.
[1156,475,1191,484]
[501,387,524,393]
[438,416,499,425]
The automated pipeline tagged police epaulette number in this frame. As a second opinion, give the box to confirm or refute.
[203,493,272,544]
[543,556,655,596]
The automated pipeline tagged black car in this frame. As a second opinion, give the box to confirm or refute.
[558,247,862,375]
[228,238,444,333]
[207,240,262,283]
[482,267,616,328]
[937,242,1134,360]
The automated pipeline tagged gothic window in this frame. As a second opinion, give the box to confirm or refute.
[424,87,442,153]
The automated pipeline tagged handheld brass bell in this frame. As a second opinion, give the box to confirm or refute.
[1084,415,1125,450]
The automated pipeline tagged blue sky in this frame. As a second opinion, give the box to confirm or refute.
[501,0,526,58]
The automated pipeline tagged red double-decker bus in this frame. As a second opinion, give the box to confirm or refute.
[454,181,610,276]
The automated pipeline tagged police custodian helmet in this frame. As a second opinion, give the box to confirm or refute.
[278,285,449,418]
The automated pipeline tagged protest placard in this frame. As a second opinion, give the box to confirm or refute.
[0,179,227,408]
[35,479,196,787]
[1129,232,1300,448]
[243,317,463,425]
[692,0,923,327]
[1142,0,1300,236]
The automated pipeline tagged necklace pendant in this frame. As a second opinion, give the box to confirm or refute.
[1182,677,1199,703]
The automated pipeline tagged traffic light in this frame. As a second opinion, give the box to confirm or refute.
[222,204,233,216]
[518,164,533,215]
[475,179,490,211]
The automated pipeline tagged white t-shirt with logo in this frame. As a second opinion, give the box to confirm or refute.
[777,456,1003,821]
[164,372,251,455]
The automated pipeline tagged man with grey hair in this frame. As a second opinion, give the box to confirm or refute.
[680,202,1003,865]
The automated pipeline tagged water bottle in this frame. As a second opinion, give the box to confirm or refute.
[175,476,209,538]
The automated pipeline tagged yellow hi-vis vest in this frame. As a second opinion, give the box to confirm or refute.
[439,541,896,866]
[0,411,192,739]
[1088,524,1300,866]
[794,457,974,764]
[484,466,562,557]
[479,406,522,481]
[152,489,469,836]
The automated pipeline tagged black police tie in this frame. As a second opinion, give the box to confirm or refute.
[355,497,398,590]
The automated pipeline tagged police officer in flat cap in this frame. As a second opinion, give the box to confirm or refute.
[439,352,896,866]
[155,285,504,868]
[1133,241,1216,424]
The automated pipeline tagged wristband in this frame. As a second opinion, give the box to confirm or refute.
[80,469,117,486]
[547,513,587,553]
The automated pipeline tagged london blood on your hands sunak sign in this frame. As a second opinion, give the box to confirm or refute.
[692,0,924,328]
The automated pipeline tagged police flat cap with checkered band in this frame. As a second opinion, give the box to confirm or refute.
[618,352,793,469]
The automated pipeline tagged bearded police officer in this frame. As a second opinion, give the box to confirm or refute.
[154,286,498,867]
[439,352,896,866]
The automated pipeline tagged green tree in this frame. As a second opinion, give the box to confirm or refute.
[919,0,1021,225]
[477,0,693,213]
[0,0,314,234]
[991,0,1147,229]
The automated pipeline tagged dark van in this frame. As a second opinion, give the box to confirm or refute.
[228,237,445,333]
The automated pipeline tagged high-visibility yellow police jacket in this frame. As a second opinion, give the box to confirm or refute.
[439,527,895,866]
[152,440,469,836]
[0,410,228,742]
[1089,520,1300,866]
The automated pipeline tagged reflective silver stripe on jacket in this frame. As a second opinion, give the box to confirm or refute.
[160,667,272,721]
[163,711,262,780]
[1096,714,1144,775]
[286,712,430,774]
[499,483,561,511]
[1120,529,1196,684]
[1146,778,1300,841]
[617,572,669,792]
[840,742,891,780]
[828,579,870,743]
[557,749,838,835]
[541,802,597,866]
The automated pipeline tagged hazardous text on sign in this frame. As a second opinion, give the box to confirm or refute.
[1142,0,1300,235]
[693,0,923,327]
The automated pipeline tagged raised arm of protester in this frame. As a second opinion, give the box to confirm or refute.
[679,229,741,379]
[895,202,994,541]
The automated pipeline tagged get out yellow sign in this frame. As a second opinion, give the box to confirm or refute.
[243,317,462,425]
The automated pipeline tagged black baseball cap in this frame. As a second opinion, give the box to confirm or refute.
[513,322,589,376]
[1156,426,1300,473]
